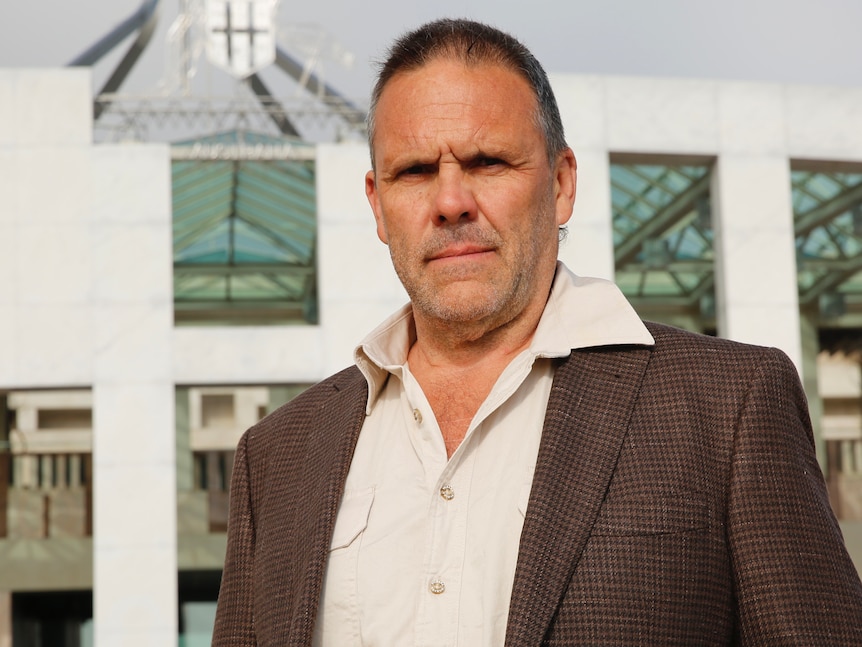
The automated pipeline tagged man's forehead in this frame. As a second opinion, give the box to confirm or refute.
[376,65,536,131]
[376,60,535,116]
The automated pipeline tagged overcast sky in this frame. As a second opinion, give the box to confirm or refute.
[1,0,860,105]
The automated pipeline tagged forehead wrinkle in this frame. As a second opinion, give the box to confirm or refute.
[426,104,513,152]
[383,114,482,165]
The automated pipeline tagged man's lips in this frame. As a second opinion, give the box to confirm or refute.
[427,244,495,261]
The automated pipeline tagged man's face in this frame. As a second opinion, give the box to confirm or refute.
[366,58,576,333]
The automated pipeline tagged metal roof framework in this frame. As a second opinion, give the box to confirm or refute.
[172,130,317,325]
[611,157,715,331]
[67,0,367,143]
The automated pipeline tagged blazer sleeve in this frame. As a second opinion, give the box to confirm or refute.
[727,347,862,643]
[212,430,257,646]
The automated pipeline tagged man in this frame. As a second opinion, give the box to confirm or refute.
[212,19,862,646]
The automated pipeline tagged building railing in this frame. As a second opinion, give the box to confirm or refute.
[826,439,862,521]
[827,438,862,476]
[192,450,235,533]
[0,452,92,539]
[2,449,238,539]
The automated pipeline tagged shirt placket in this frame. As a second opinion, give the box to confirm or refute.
[400,377,476,647]
[415,444,475,646]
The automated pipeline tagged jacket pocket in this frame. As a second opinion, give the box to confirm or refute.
[591,492,711,536]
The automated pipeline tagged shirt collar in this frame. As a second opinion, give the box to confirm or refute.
[354,261,654,413]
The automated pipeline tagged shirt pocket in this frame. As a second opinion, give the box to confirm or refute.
[517,480,532,519]
[330,487,375,550]
[314,488,375,647]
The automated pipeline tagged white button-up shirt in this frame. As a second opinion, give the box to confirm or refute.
[313,262,654,646]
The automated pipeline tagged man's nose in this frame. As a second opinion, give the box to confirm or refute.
[433,166,478,225]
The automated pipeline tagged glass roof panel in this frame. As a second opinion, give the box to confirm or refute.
[793,168,862,324]
[611,161,714,330]
[171,130,318,325]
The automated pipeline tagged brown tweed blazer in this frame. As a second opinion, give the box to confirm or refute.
[212,322,862,645]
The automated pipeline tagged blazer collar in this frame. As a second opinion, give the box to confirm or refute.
[505,344,653,646]
[355,263,654,415]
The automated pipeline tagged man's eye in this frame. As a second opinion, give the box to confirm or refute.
[477,157,504,167]
[402,164,431,175]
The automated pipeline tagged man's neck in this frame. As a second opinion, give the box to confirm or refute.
[406,296,546,457]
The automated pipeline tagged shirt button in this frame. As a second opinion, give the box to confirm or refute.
[429,579,446,595]
[439,484,455,501]
[413,408,423,424]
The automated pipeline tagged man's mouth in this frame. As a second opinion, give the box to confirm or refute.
[427,244,495,261]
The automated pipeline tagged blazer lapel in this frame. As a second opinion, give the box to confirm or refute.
[504,345,652,646]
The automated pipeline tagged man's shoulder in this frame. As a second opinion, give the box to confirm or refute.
[285,365,367,410]
[241,365,366,448]
[561,319,796,390]
[643,320,731,347]
[643,320,785,356]
[264,364,365,424]
[639,320,798,383]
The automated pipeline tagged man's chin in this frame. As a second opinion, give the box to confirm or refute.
[413,287,505,325]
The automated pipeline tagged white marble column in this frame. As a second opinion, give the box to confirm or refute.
[560,150,614,280]
[1,68,178,646]
[552,75,615,280]
[712,154,801,366]
[91,145,176,647]
[712,83,802,368]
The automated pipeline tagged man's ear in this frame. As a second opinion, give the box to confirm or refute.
[365,170,389,244]
[554,148,578,227]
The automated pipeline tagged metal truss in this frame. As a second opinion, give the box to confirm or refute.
[794,168,862,325]
[93,91,366,145]
[69,0,367,146]
[611,161,715,330]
